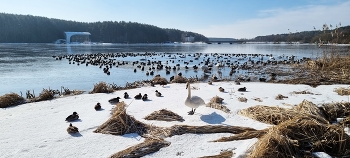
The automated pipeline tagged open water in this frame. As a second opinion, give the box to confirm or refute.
[0,43,348,96]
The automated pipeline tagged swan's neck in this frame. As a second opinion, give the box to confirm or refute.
[187,85,191,98]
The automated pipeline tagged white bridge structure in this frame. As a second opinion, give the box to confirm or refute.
[64,32,91,44]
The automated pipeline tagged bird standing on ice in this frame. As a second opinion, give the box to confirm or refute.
[185,82,205,115]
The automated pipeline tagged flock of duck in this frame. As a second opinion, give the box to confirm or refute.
[53,52,310,81]
[65,80,250,134]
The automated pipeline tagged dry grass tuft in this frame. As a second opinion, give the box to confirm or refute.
[252,97,262,102]
[0,93,26,108]
[206,96,230,113]
[170,75,188,83]
[152,76,168,85]
[90,82,114,94]
[144,109,184,122]
[110,138,170,158]
[275,94,288,100]
[339,116,350,126]
[248,116,350,157]
[94,101,149,136]
[334,87,350,96]
[200,149,235,158]
[238,97,248,102]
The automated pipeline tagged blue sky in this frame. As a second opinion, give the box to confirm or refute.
[1,0,349,39]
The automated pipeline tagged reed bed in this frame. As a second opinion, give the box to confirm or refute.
[110,138,170,158]
[170,75,188,83]
[320,102,350,122]
[152,76,168,85]
[144,109,184,122]
[206,96,231,113]
[0,93,26,108]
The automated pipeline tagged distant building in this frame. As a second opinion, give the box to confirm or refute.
[183,35,195,43]
[64,32,91,44]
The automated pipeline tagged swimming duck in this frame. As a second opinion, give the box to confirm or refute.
[134,93,142,99]
[238,87,247,92]
[65,112,79,122]
[124,92,129,99]
[219,87,225,92]
[67,123,79,134]
[155,90,162,97]
[108,97,121,104]
[142,94,148,101]
[94,102,101,111]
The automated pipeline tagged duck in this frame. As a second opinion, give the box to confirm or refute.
[65,112,79,122]
[238,87,247,92]
[155,90,162,97]
[134,93,142,99]
[142,94,148,101]
[67,123,79,134]
[185,82,205,115]
[219,87,225,92]
[94,102,101,111]
[124,92,129,99]
[208,80,213,85]
[234,80,240,85]
[108,97,121,104]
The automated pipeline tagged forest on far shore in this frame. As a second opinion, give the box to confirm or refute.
[0,13,207,43]
[1,13,349,44]
[251,23,350,44]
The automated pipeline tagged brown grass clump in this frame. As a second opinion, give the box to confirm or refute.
[152,76,168,85]
[170,75,188,83]
[238,97,248,103]
[339,116,350,126]
[238,105,299,125]
[292,90,314,94]
[90,82,114,93]
[206,96,230,113]
[320,102,350,122]
[0,93,26,108]
[249,116,350,157]
[199,149,234,158]
[94,101,149,136]
[334,87,350,96]
[144,109,184,122]
[275,94,288,100]
[110,138,170,158]
[36,88,55,101]
[252,97,262,102]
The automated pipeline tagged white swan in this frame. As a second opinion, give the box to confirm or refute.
[185,82,205,115]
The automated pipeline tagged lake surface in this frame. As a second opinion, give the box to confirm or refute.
[0,43,348,96]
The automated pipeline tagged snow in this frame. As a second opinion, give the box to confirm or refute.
[1,82,349,158]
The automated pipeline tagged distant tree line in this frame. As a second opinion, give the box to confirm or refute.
[252,23,350,44]
[0,13,208,43]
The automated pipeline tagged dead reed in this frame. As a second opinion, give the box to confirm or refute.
[110,138,170,158]
[144,109,184,122]
[238,97,248,102]
[275,94,288,100]
[291,90,314,95]
[213,129,268,142]
[334,87,350,96]
[0,93,26,108]
[199,149,234,158]
[90,82,114,94]
[36,88,55,101]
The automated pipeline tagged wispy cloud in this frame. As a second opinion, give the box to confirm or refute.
[195,1,350,39]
